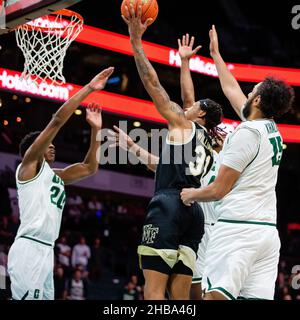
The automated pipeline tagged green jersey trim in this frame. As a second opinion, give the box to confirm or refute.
[192,277,202,284]
[17,160,46,185]
[20,235,53,247]
[237,296,269,300]
[218,219,276,227]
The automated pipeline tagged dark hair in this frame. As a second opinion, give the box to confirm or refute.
[199,98,223,138]
[256,77,295,118]
[19,131,41,157]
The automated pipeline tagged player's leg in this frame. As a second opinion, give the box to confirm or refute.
[168,260,193,300]
[169,202,205,300]
[143,268,169,300]
[169,275,192,300]
[138,191,181,300]
[190,223,213,300]
[139,239,177,300]
[141,255,173,299]
[202,222,257,300]
[43,271,54,300]
[43,250,55,300]
[190,282,202,300]
[239,227,280,300]
[7,238,45,300]
[43,264,54,300]
[190,242,203,300]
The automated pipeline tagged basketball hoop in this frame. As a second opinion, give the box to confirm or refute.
[15,9,83,85]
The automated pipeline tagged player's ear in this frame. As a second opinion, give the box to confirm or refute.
[253,95,261,108]
[198,109,206,118]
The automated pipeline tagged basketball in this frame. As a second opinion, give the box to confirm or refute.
[121,0,159,26]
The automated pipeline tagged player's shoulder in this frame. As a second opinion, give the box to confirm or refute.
[16,159,49,185]
[226,121,262,146]
[237,120,265,136]
[240,119,280,138]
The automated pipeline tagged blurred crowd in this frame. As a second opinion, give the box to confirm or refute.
[0,188,146,300]
[275,258,300,300]
[0,186,300,300]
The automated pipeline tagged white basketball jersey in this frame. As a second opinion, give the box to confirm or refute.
[216,119,283,224]
[200,151,220,224]
[15,160,65,245]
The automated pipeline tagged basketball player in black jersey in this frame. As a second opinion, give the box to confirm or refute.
[122,3,222,300]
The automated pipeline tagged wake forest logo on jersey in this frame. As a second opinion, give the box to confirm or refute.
[50,174,66,210]
[142,224,159,245]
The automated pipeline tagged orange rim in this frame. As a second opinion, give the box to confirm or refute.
[18,9,84,31]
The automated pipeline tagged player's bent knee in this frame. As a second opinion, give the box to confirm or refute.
[144,288,166,300]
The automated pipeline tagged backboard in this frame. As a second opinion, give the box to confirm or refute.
[0,0,82,34]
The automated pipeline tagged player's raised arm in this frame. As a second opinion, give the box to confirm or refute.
[19,68,114,180]
[122,2,189,129]
[178,34,201,109]
[209,25,247,119]
[108,125,159,172]
[54,104,103,185]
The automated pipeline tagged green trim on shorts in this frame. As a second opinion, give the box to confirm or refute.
[192,277,202,284]
[21,291,29,300]
[206,277,235,300]
[20,235,53,247]
[237,297,269,300]
[218,219,276,227]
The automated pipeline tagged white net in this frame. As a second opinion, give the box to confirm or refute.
[15,10,83,85]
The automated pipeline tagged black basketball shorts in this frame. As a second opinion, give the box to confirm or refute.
[138,189,205,276]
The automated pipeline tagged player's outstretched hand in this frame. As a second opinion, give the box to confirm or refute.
[108,125,135,151]
[209,25,220,58]
[86,103,102,130]
[180,188,196,206]
[178,34,202,61]
[121,0,153,39]
[88,67,114,91]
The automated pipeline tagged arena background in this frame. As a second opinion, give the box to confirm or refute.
[0,0,299,300]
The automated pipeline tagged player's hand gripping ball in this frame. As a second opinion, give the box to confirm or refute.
[121,0,159,26]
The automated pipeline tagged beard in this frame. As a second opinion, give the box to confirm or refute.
[242,98,253,119]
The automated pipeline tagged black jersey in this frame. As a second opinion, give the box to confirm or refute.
[155,122,214,192]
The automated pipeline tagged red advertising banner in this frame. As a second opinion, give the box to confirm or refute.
[0,67,299,143]
[75,26,300,86]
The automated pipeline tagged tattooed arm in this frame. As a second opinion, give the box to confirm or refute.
[122,2,190,129]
